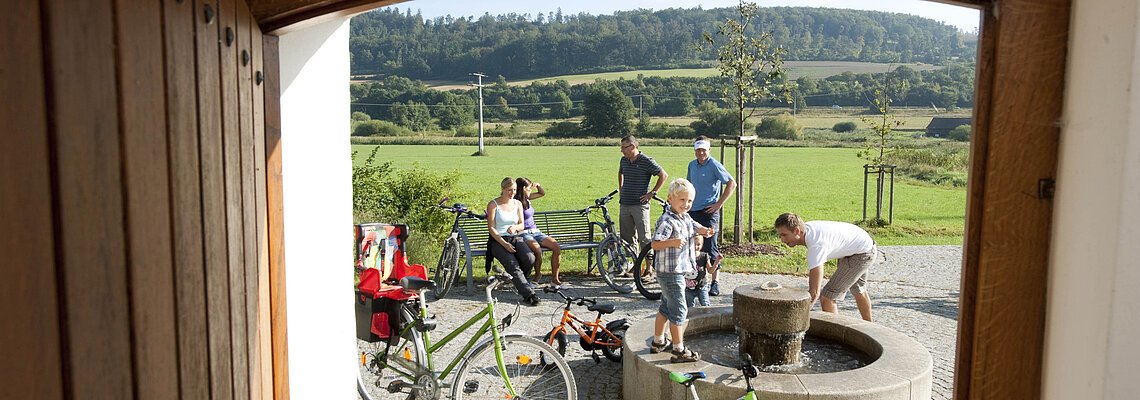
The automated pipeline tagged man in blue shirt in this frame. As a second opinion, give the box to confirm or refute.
[686,135,736,296]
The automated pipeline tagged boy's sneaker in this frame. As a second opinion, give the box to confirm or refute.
[709,280,721,296]
[523,295,541,307]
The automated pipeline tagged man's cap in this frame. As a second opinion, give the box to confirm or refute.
[694,140,711,150]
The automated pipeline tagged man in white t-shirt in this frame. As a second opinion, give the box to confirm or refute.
[774,212,877,321]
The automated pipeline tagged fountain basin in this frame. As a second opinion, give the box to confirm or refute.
[622,306,932,400]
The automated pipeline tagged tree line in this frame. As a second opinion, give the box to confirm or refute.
[351,63,974,135]
[350,6,975,80]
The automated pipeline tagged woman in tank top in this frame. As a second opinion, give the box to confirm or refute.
[486,177,540,306]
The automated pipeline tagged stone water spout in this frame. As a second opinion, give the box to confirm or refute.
[733,281,811,366]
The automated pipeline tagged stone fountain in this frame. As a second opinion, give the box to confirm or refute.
[622,282,933,400]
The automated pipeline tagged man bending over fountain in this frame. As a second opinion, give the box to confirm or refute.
[775,213,877,322]
[649,178,716,363]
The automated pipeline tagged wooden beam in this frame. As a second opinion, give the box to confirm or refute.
[250,0,406,33]
[42,0,134,397]
[0,1,64,398]
[262,34,291,400]
[113,0,181,397]
[955,0,1068,398]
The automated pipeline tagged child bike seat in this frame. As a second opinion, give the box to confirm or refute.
[587,304,616,314]
[399,276,437,292]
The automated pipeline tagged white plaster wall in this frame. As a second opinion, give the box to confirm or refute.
[1047,0,1140,398]
[277,17,356,399]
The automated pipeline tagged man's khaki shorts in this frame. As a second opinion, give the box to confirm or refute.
[821,250,877,301]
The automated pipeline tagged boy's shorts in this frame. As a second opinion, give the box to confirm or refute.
[821,250,877,301]
[520,229,551,245]
[658,272,688,325]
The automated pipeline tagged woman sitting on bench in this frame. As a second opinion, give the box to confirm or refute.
[486,177,541,306]
[514,177,563,286]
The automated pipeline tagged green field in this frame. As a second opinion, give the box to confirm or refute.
[425,61,942,90]
[356,145,965,276]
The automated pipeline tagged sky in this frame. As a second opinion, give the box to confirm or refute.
[384,0,981,32]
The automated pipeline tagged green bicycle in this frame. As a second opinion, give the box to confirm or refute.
[357,271,577,400]
[669,353,761,400]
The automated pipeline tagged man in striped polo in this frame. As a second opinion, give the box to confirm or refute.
[618,135,668,255]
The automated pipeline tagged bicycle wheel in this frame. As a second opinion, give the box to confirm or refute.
[543,328,568,357]
[451,334,577,400]
[358,305,429,400]
[602,327,626,362]
[634,246,661,300]
[434,237,461,299]
[595,236,634,294]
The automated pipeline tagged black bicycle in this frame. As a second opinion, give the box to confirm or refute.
[433,199,485,299]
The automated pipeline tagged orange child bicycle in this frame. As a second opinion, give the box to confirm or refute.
[542,285,630,363]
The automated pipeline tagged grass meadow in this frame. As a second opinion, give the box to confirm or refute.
[355,145,967,277]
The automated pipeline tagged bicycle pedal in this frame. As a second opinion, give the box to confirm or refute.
[463,379,480,394]
[386,380,407,393]
[591,352,602,363]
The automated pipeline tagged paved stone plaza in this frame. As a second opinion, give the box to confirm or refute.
[360,245,961,399]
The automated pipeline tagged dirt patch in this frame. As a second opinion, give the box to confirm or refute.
[720,243,786,257]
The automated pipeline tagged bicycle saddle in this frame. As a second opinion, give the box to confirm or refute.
[587,303,616,314]
[399,276,437,292]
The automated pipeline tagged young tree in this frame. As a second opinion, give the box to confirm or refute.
[858,89,904,165]
[579,83,634,136]
[699,0,789,138]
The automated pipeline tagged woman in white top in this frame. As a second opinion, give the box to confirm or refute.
[486,177,540,306]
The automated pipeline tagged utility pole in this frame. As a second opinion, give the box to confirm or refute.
[638,95,643,120]
[468,72,487,155]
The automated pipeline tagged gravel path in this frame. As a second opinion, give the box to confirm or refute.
[359,245,962,399]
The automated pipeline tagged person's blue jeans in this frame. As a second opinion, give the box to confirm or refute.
[657,272,688,325]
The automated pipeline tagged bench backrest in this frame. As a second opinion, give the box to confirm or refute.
[456,209,595,253]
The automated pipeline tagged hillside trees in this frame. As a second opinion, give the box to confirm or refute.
[350,6,974,79]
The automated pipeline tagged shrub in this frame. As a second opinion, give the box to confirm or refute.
[832,121,858,133]
[543,121,583,138]
[948,124,971,142]
[756,113,803,140]
[351,111,372,122]
[352,148,466,264]
[352,120,411,137]
[453,125,479,137]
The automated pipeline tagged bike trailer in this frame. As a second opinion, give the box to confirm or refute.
[354,223,428,343]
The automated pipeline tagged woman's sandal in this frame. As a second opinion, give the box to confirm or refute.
[649,338,672,354]
[670,348,701,363]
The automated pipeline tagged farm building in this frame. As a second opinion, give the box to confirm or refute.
[926,116,972,137]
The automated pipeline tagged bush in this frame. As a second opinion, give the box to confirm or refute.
[352,148,466,264]
[637,121,696,139]
[351,111,372,122]
[543,121,583,138]
[948,124,971,142]
[352,120,411,137]
[453,125,479,137]
[756,114,803,140]
[832,121,858,133]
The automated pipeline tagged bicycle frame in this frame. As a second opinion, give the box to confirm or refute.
[376,279,521,396]
[552,307,621,349]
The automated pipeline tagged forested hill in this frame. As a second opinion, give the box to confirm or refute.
[350,6,975,80]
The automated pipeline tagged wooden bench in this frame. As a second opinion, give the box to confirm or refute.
[455,209,602,294]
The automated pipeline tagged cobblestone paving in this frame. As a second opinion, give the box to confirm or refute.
[359,245,961,399]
